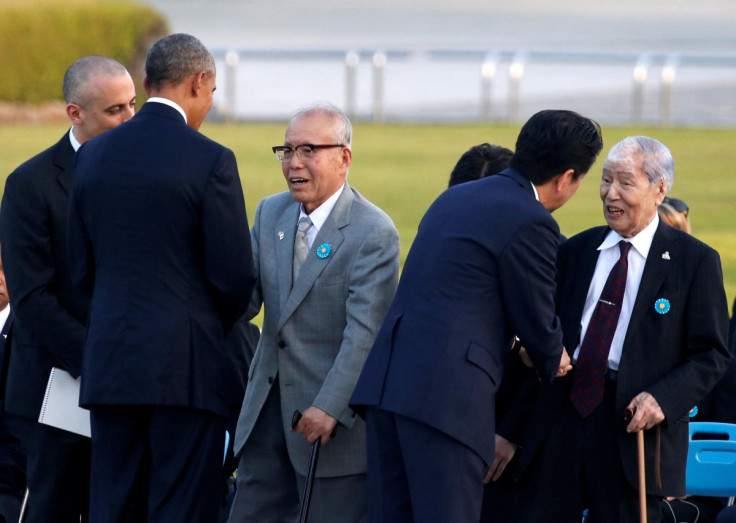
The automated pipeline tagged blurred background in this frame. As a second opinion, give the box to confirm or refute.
[1,0,735,302]
[140,0,736,126]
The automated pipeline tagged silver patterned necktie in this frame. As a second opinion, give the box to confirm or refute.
[293,216,312,281]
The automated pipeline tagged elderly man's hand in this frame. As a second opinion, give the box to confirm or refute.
[291,406,338,445]
[626,392,665,432]
[483,434,518,483]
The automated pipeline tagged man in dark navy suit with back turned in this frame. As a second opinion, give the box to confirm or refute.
[351,109,604,522]
[68,34,255,522]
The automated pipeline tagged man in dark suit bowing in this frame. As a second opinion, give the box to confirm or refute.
[516,136,730,523]
[68,34,255,522]
[350,109,603,521]
[0,55,136,522]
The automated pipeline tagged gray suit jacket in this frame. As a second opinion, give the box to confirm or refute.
[233,183,400,477]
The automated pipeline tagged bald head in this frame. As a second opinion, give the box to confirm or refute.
[63,55,130,107]
[64,55,136,144]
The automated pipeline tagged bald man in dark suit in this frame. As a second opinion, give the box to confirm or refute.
[0,55,136,523]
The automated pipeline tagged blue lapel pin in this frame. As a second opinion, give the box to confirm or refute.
[654,298,670,315]
[316,243,331,259]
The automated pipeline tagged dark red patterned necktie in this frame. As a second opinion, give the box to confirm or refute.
[570,241,632,417]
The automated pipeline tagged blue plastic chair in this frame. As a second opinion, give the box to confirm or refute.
[687,422,736,500]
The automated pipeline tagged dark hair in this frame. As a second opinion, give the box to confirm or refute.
[145,33,215,90]
[662,196,688,215]
[448,143,513,188]
[510,109,603,185]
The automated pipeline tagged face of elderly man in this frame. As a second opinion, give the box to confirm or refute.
[282,111,352,214]
[600,148,666,238]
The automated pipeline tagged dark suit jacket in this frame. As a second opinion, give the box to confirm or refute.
[512,221,730,496]
[0,133,90,420]
[351,168,564,464]
[68,102,256,418]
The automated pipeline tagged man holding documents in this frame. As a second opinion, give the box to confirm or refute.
[0,55,136,523]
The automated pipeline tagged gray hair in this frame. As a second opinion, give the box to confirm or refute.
[62,55,129,106]
[145,33,215,90]
[291,103,353,147]
[605,136,674,191]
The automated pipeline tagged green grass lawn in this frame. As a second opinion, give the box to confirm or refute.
[2,121,735,308]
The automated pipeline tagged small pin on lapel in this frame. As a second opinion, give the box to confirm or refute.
[316,243,332,258]
[278,231,284,240]
[662,251,670,260]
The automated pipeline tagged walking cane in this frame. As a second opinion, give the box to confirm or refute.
[625,407,647,523]
[292,410,336,523]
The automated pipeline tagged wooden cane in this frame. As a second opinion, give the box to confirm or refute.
[625,407,647,523]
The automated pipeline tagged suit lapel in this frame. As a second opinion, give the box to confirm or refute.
[53,133,76,195]
[276,204,301,313]
[277,185,352,330]
[625,221,679,340]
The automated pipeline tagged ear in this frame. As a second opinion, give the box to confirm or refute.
[340,146,353,169]
[655,180,667,205]
[66,103,83,126]
[555,169,576,192]
[143,76,151,96]
[191,71,207,96]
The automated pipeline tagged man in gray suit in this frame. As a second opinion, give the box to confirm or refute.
[228,103,400,522]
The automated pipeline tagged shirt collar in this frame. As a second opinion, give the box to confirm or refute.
[69,127,82,152]
[146,97,187,124]
[598,213,660,259]
[299,183,345,230]
[531,182,540,201]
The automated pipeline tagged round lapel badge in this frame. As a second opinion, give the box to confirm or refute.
[654,298,670,315]
[316,243,332,259]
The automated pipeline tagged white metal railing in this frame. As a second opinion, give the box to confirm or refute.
[211,48,736,126]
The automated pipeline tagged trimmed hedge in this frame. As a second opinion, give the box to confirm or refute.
[0,0,169,104]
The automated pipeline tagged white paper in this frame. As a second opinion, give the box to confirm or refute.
[38,367,91,438]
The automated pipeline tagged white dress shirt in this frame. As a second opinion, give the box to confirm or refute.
[298,183,345,248]
[146,97,187,123]
[573,214,660,370]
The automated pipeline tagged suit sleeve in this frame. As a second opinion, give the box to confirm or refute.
[201,148,257,333]
[245,200,264,321]
[312,218,400,428]
[1,170,86,377]
[498,217,564,383]
[645,248,731,421]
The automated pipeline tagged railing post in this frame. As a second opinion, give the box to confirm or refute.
[480,52,499,121]
[508,51,527,123]
[345,51,360,121]
[372,51,387,123]
[632,54,651,125]
[224,50,239,122]
[660,54,679,126]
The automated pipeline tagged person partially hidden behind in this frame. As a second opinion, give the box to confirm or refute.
[447,143,513,187]
[0,244,26,523]
[0,55,136,523]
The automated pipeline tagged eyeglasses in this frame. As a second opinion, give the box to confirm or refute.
[272,144,345,162]
[663,196,690,217]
